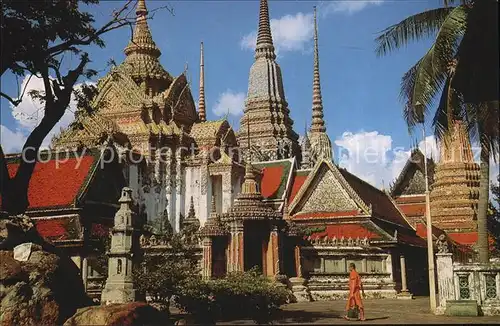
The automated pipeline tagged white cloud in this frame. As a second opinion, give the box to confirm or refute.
[334,130,499,192]
[0,125,26,153]
[240,12,314,55]
[2,75,88,153]
[333,131,436,188]
[212,90,246,117]
[322,0,384,15]
[335,131,400,187]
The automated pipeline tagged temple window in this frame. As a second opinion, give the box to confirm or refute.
[458,274,471,299]
[366,258,384,273]
[117,259,122,274]
[485,274,497,299]
[324,258,345,273]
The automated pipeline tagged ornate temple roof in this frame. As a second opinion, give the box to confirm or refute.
[190,119,229,147]
[1,148,126,213]
[1,151,100,211]
[338,168,414,229]
[253,158,295,201]
[222,160,281,222]
[390,148,435,197]
[288,169,311,204]
[35,215,83,243]
[118,0,172,82]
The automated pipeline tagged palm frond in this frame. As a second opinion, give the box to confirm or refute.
[400,6,468,131]
[432,77,466,142]
[453,0,499,105]
[375,7,455,57]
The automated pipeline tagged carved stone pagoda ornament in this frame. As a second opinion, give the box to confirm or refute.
[101,188,138,305]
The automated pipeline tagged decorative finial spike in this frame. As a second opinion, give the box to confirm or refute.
[310,5,326,134]
[137,0,147,15]
[255,0,276,60]
[198,41,206,122]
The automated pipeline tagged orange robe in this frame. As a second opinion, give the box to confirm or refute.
[346,269,363,311]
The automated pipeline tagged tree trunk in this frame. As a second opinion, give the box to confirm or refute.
[477,141,490,264]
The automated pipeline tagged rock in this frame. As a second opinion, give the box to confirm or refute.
[0,248,91,325]
[64,302,171,326]
[0,216,41,250]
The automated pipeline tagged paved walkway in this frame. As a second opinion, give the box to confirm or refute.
[218,297,500,325]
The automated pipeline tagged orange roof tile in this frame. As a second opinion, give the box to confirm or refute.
[398,203,426,217]
[288,171,309,203]
[1,151,99,210]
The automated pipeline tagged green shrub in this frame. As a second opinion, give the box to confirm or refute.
[175,268,290,324]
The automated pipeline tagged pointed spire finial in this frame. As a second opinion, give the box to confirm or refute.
[310,5,326,134]
[255,0,276,60]
[198,41,206,122]
[137,0,147,15]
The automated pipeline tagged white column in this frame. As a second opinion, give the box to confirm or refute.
[82,257,88,292]
[401,255,408,292]
[222,172,232,213]
[435,253,455,314]
[397,255,413,299]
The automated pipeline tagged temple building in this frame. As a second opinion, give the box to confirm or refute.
[1,0,489,301]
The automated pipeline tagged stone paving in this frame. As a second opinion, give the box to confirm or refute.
[218,297,500,325]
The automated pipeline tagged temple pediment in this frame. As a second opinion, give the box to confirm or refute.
[162,74,198,127]
[289,160,369,217]
[94,71,147,115]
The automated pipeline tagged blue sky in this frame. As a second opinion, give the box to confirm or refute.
[1,0,497,187]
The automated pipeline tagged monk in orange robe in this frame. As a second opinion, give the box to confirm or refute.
[344,263,365,321]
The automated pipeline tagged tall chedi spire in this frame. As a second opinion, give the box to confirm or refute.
[430,120,480,232]
[238,0,299,162]
[308,6,333,165]
[120,0,171,92]
[198,42,206,122]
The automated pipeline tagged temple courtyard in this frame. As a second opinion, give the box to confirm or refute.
[210,297,500,325]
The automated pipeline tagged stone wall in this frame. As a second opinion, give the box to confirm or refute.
[299,247,397,301]
[436,253,500,316]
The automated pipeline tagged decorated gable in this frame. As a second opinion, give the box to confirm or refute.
[390,149,435,197]
[289,160,366,218]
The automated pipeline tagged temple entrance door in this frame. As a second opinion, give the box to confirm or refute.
[244,222,264,273]
[212,237,227,278]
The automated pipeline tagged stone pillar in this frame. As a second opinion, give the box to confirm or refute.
[199,164,209,226]
[221,172,232,213]
[164,148,174,229]
[436,253,455,315]
[202,237,212,280]
[386,252,394,280]
[82,257,88,292]
[174,150,183,233]
[397,255,413,299]
[101,187,138,305]
[228,221,244,272]
[265,226,279,277]
[294,245,302,278]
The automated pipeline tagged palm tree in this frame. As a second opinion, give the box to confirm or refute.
[375,0,499,263]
